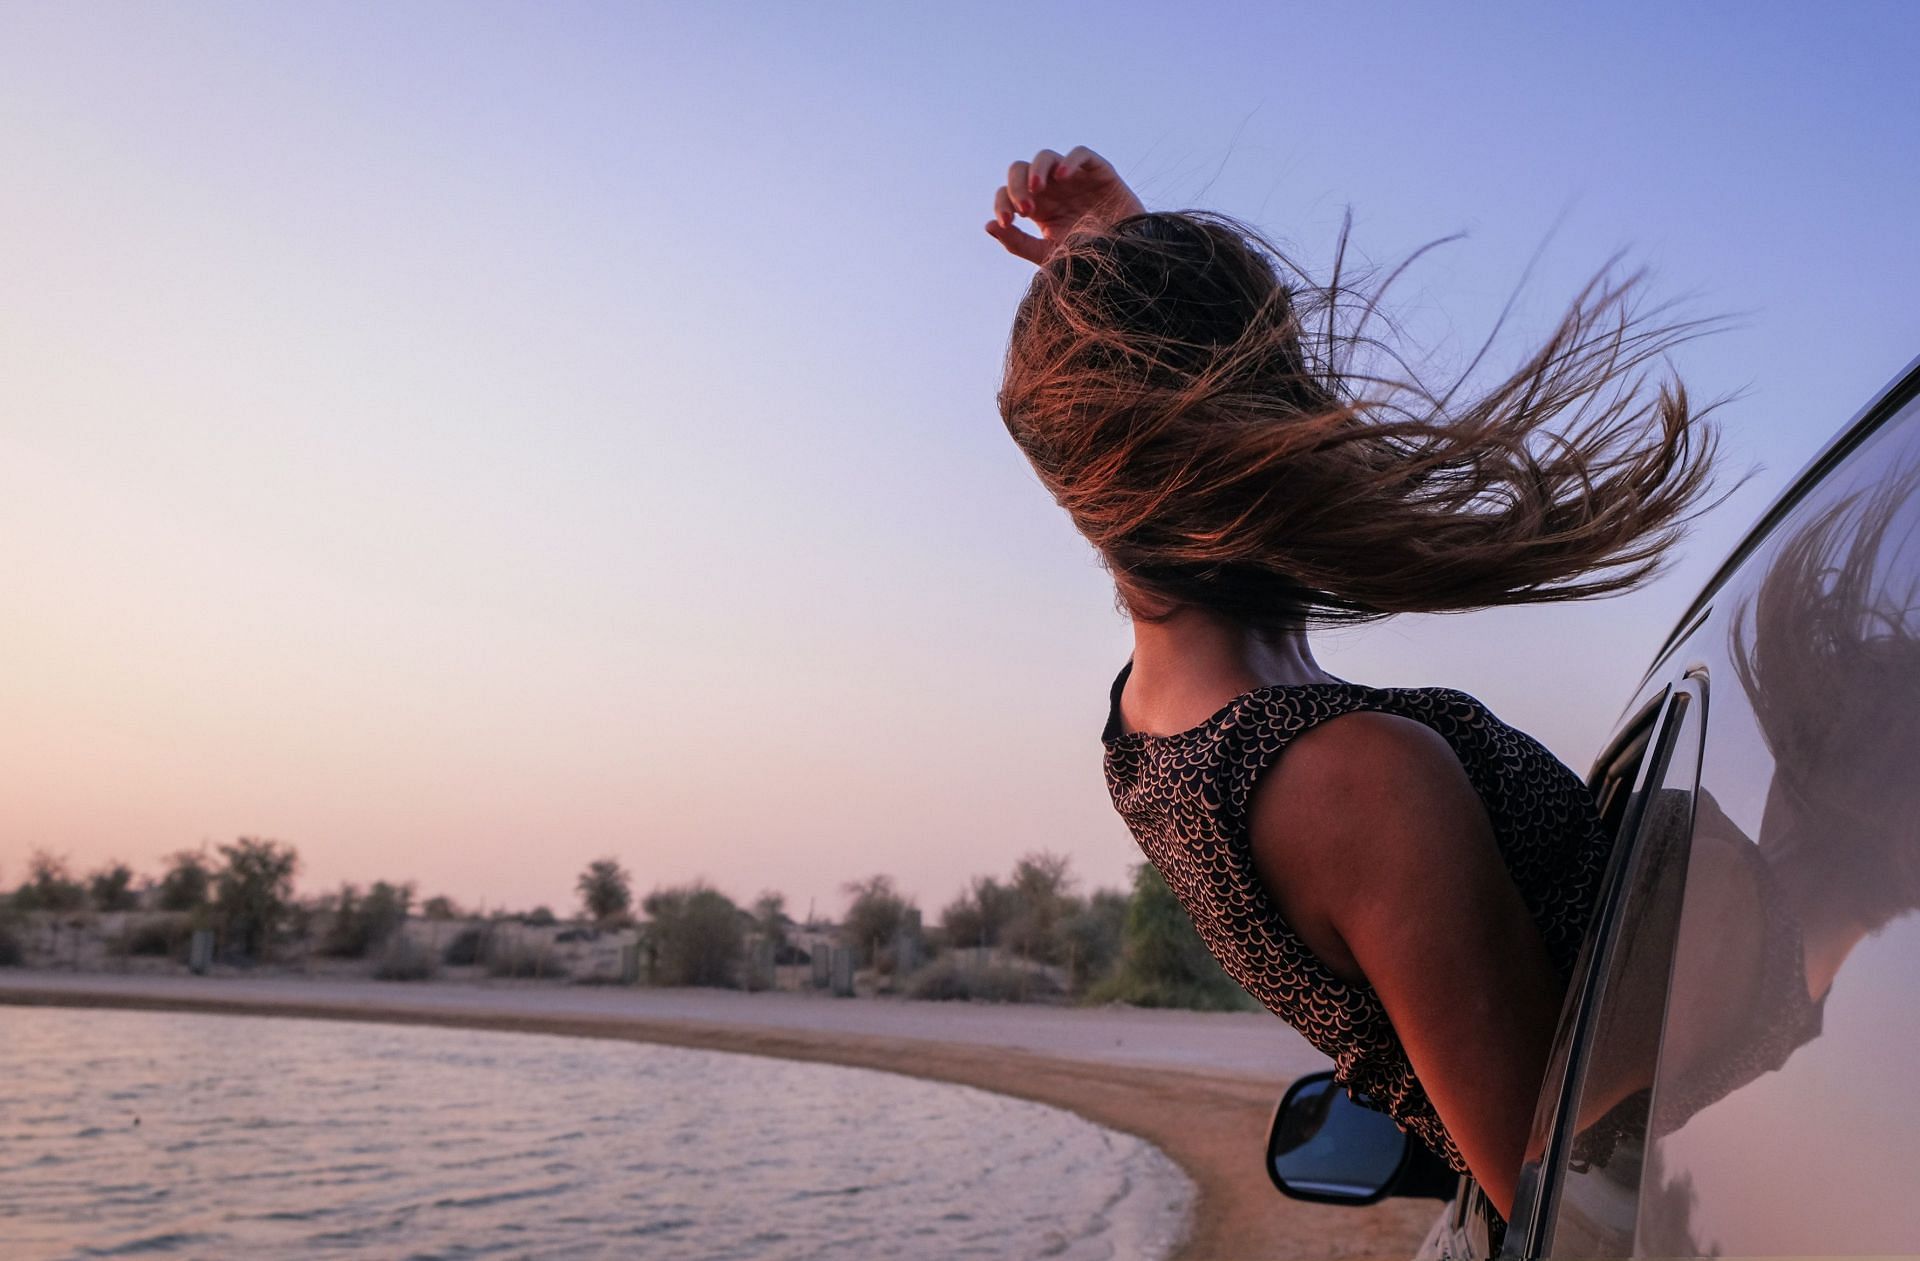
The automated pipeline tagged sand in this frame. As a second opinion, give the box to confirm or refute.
[0,971,1438,1260]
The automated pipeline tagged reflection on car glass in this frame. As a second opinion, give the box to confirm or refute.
[1584,465,1920,1169]
[1568,786,1822,1171]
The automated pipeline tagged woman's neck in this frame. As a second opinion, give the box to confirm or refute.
[1121,605,1343,736]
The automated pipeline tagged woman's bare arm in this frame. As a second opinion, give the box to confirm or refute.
[1246,712,1566,1219]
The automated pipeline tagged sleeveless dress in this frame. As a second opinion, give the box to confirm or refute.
[1099,657,1613,1176]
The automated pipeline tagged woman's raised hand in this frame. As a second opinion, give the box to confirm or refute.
[985,146,1145,264]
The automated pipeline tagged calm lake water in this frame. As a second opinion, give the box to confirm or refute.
[0,1007,1192,1260]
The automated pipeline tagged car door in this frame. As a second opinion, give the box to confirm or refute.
[1507,369,1920,1257]
[1503,675,1706,1258]
[1621,387,1920,1257]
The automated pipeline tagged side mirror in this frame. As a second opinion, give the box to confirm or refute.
[1266,1070,1459,1205]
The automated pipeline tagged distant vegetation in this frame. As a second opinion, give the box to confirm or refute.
[421,895,461,921]
[87,863,139,913]
[156,849,212,912]
[919,850,1255,1011]
[840,875,912,971]
[0,844,1256,1011]
[320,881,413,959]
[576,858,633,925]
[905,955,1060,1003]
[371,936,438,981]
[212,838,299,962]
[1085,865,1257,1011]
[641,883,743,986]
[11,851,86,913]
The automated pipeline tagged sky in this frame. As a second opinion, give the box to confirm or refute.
[3,3,1918,921]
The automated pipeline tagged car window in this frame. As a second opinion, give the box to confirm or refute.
[1536,682,1704,1258]
[1634,403,1920,1257]
[1501,691,1668,1258]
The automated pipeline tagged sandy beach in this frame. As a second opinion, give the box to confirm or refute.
[0,971,1437,1259]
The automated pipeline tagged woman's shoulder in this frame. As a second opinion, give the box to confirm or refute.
[1245,704,1495,867]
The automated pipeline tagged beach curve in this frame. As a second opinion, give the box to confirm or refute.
[0,972,1436,1260]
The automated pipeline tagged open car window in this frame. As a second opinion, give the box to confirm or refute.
[1500,683,1684,1257]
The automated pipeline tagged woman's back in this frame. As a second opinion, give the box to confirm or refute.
[1100,657,1612,1174]
[987,144,1729,1220]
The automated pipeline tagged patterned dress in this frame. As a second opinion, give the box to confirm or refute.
[1100,657,1613,1175]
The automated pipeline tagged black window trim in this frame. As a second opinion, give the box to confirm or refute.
[1641,355,1920,679]
[1507,679,1704,1257]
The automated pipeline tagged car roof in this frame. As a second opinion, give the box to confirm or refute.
[1639,353,1920,681]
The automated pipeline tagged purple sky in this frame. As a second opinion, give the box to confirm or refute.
[3,3,1918,918]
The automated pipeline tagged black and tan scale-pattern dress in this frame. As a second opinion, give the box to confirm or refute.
[1100,657,1613,1175]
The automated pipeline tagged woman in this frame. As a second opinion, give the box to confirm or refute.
[984,146,1728,1234]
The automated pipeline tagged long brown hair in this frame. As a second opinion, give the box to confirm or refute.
[997,210,1735,630]
[1732,467,1920,931]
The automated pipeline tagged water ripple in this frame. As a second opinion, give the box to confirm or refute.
[0,1007,1191,1260]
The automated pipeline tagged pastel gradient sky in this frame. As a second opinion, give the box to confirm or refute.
[4,4,1918,919]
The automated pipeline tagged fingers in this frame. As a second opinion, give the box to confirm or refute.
[993,185,1017,229]
[988,145,1119,262]
[1006,160,1033,215]
[1028,148,1063,194]
[985,218,1052,265]
[1055,145,1106,183]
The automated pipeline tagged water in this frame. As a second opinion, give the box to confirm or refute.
[0,1007,1192,1259]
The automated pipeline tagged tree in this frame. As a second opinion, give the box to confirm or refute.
[840,874,912,970]
[643,882,744,986]
[576,857,633,924]
[157,849,212,912]
[320,880,413,958]
[1061,887,1129,992]
[421,895,461,920]
[1087,864,1255,1011]
[214,837,299,961]
[88,862,139,912]
[752,891,789,952]
[941,875,1014,949]
[1004,851,1076,963]
[13,850,85,913]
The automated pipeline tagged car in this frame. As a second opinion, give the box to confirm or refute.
[1262,354,1920,1259]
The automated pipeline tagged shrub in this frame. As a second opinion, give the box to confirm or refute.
[156,850,212,912]
[421,895,460,921]
[486,939,567,980]
[442,924,489,966]
[13,851,85,913]
[1002,851,1076,964]
[89,862,139,913]
[905,955,1064,1003]
[939,853,1085,968]
[941,876,1013,950]
[320,881,413,958]
[642,883,744,987]
[122,917,187,959]
[1084,865,1257,1012]
[1061,888,1129,992]
[752,892,790,953]
[840,875,912,971]
[0,918,22,967]
[372,937,437,981]
[213,837,299,962]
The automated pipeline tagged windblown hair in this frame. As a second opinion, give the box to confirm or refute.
[1732,467,1920,932]
[997,210,1734,630]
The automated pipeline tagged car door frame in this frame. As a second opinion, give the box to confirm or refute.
[1499,672,1705,1257]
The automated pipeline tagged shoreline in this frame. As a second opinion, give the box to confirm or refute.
[0,972,1435,1260]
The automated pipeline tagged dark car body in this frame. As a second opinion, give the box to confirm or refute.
[1270,356,1920,1258]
